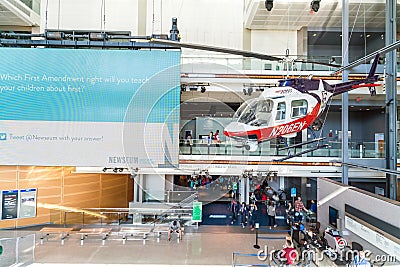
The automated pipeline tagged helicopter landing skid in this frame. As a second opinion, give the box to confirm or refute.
[277,137,326,151]
[234,140,258,151]
[273,144,329,162]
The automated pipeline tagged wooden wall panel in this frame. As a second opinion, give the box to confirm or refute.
[100,174,130,207]
[0,167,17,190]
[0,166,132,229]
[63,183,100,196]
[64,173,99,185]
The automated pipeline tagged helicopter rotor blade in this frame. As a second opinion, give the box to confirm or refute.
[293,59,341,68]
[151,39,283,62]
[151,39,341,68]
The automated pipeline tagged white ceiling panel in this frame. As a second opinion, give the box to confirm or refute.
[245,0,399,30]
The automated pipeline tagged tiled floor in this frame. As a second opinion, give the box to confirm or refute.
[0,225,288,266]
[1,225,399,266]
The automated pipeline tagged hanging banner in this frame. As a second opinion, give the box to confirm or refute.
[0,48,181,167]
[19,188,37,219]
[1,190,19,220]
[192,202,203,222]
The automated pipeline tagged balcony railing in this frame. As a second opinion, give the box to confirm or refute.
[179,139,386,159]
[181,55,400,73]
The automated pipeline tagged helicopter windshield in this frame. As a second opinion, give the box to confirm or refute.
[255,99,274,124]
[233,99,258,124]
[233,99,274,125]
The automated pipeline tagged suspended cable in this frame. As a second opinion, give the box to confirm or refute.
[318,1,364,140]
[45,0,49,30]
[152,0,155,35]
[57,0,61,30]
[160,0,163,34]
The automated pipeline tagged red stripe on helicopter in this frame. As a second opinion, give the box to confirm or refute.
[351,83,380,89]
[224,103,321,141]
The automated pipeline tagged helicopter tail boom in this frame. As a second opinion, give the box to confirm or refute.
[329,53,380,97]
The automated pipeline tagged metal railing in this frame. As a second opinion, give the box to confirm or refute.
[181,54,400,73]
[143,190,197,203]
[180,139,386,159]
[0,234,35,267]
[59,206,194,228]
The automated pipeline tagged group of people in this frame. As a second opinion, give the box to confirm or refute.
[228,199,277,230]
[207,130,221,145]
[184,130,222,146]
[286,196,317,224]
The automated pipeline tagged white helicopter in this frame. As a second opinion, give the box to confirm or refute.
[223,56,379,153]
[151,38,380,160]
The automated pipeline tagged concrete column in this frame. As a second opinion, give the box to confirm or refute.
[385,0,397,200]
[137,174,143,203]
[137,0,147,36]
[242,28,251,70]
[297,27,308,57]
[341,0,349,185]
[300,177,307,201]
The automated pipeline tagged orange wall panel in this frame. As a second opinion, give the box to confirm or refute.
[0,166,131,229]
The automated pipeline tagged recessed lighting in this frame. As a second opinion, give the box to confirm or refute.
[313,33,317,37]
[366,34,371,38]
[360,34,363,37]
[366,108,370,111]
[350,106,354,108]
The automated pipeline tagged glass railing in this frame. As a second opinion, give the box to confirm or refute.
[55,207,193,227]
[0,234,35,266]
[142,190,197,203]
[179,139,386,159]
[181,55,400,73]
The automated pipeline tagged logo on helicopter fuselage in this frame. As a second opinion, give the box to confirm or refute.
[276,88,293,95]
[269,120,307,138]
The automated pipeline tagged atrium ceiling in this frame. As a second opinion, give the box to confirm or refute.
[245,0,400,30]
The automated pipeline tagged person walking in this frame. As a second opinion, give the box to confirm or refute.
[248,203,258,231]
[267,201,277,229]
[228,199,238,225]
[238,202,248,228]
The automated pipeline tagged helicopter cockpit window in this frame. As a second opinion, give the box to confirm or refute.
[255,99,273,124]
[257,99,273,113]
[275,102,286,121]
[291,99,308,118]
[234,99,258,124]
[278,80,293,87]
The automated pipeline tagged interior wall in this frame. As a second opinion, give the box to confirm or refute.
[0,166,131,229]
[321,110,385,142]
[317,178,400,233]
[251,30,297,56]
[143,173,165,201]
[41,0,139,33]
[148,0,244,52]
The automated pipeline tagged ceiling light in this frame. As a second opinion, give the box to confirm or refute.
[265,0,273,11]
[310,0,321,12]
[313,33,317,37]
[366,34,371,38]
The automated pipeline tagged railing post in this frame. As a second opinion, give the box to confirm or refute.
[82,212,85,228]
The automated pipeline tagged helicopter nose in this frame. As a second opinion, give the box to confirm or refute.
[224,122,247,137]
